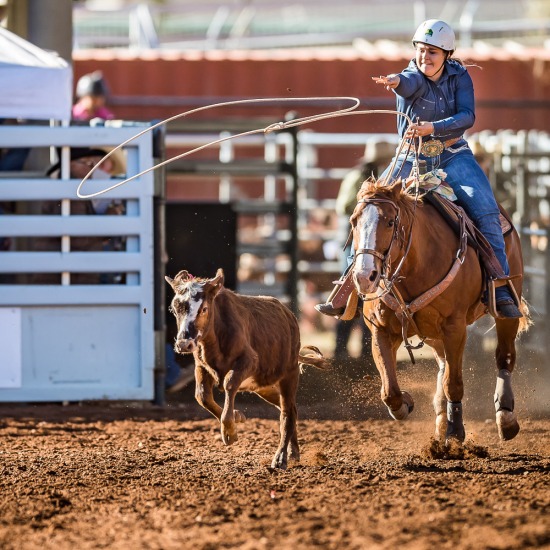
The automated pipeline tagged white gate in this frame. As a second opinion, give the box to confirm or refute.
[0,125,157,401]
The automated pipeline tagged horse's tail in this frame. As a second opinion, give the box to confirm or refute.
[518,297,533,336]
[299,345,329,371]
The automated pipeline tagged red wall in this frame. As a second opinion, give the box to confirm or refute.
[73,48,550,133]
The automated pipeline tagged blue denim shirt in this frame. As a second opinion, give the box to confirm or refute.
[393,59,475,140]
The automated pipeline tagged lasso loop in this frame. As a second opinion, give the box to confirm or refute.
[76,96,414,199]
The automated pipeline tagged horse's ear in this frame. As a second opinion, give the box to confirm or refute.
[388,179,404,200]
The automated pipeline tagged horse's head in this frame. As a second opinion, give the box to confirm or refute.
[165,268,224,354]
[350,179,404,297]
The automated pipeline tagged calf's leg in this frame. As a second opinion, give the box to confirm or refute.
[221,358,255,445]
[270,371,299,470]
[195,366,246,425]
[195,367,222,420]
[256,384,299,466]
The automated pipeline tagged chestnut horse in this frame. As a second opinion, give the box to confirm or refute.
[350,179,530,444]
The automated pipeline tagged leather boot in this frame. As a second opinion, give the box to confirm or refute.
[314,302,345,317]
[496,300,522,319]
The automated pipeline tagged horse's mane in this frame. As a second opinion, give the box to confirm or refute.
[351,177,419,223]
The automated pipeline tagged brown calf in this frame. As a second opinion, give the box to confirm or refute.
[165,268,326,469]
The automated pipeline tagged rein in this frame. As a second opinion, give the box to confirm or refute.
[354,191,469,363]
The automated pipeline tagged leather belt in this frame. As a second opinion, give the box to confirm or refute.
[441,136,462,148]
[420,135,463,157]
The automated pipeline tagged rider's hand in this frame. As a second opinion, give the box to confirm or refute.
[405,122,435,139]
[371,74,400,91]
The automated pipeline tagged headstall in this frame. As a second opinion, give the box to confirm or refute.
[353,196,410,301]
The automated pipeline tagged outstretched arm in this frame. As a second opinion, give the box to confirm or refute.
[372,74,400,91]
[372,74,434,138]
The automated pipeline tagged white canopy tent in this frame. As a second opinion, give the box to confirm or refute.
[0,26,72,121]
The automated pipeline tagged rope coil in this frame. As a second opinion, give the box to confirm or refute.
[76,96,415,199]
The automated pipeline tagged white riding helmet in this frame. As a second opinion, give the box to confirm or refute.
[412,19,455,52]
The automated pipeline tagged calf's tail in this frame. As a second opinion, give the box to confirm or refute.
[298,345,328,371]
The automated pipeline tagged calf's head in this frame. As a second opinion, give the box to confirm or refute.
[165,268,224,354]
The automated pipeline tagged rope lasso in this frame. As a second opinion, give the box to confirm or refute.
[76,96,415,199]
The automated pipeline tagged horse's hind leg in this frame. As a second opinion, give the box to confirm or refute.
[494,318,521,440]
[430,340,448,441]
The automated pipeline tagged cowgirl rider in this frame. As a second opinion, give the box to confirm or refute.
[315,19,522,320]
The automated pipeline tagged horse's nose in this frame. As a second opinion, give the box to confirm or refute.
[353,265,380,295]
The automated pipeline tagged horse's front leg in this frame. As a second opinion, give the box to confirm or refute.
[441,324,467,443]
[429,339,448,441]
[494,318,521,440]
[371,326,414,420]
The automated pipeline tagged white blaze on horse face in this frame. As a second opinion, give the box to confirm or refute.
[354,205,381,294]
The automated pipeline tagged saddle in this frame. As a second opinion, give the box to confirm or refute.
[329,179,520,321]
[423,191,521,317]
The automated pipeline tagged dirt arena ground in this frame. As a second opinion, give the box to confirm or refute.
[0,330,548,550]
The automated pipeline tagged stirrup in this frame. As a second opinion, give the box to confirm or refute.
[338,289,359,321]
[487,276,522,319]
[325,271,355,309]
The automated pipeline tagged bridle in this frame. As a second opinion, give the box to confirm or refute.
[353,195,414,302]
[353,193,424,362]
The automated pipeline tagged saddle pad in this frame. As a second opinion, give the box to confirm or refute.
[424,191,513,238]
[498,209,513,237]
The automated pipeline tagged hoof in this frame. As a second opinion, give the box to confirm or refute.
[270,452,288,470]
[445,431,466,445]
[434,413,447,441]
[221,425,238,445]
[234,410,246,423]
[496,410,520,441]
[388,391,414,420]
[287,442,300,461]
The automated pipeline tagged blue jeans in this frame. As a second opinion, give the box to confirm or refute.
[379,141,512,302]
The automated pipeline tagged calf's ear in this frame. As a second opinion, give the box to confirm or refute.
[208,268,224,294]
[165,275,174,287]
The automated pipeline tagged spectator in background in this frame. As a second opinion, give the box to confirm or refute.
[33,146,126,284]
[333,157,374,361]
[72,71,115,122]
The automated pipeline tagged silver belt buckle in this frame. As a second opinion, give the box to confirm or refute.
[421,139,444,157]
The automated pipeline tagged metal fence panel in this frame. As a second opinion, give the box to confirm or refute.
[0,125,156,402]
